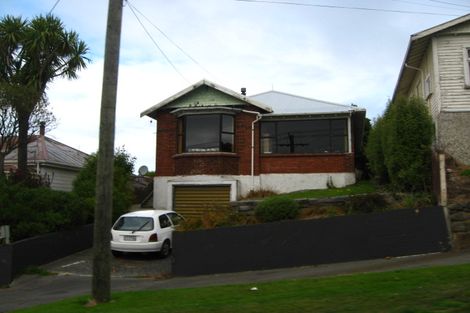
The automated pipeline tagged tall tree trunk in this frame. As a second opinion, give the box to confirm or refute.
[91,0,123,304]
[17,110,31,179]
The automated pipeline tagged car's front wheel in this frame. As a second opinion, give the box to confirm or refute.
[160,240,171,258]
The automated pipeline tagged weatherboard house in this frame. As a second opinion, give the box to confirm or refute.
[141,80,366,217]
[3,124,89,192]
[393,13,470,165]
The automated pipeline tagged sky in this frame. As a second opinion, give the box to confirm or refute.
[1,0,469,172]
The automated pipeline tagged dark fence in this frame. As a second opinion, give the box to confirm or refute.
[173,207,450,276]
[0,224,93,286]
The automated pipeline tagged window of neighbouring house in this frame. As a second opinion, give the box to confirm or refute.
[260,118,348,154]
[424,74,432,99]
[464,48,470,88]
[178,114,234,153]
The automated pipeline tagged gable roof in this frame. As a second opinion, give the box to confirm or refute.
[393,14,470,101]
[250,90,365,116]
[141,79,273,118]
[4,135,89,170]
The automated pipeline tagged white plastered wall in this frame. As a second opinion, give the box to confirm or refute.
[153,172,356,210]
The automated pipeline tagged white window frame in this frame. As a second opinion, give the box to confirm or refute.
[464,47,470,89]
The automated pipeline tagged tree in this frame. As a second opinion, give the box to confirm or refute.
[365,97,434,191]
[0,86,55,176]
[0,14,89,178]
[73,147,135,222]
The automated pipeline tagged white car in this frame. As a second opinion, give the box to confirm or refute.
[111,210,184,257]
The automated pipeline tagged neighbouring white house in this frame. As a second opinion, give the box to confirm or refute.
[141,79,366,217]
[393,13,470,165]
[3,124,89,192]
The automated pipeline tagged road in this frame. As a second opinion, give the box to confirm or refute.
[1,249,469,312]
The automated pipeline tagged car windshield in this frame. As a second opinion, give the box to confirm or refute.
[113,217,154,231]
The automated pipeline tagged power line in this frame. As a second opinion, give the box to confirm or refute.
[126,1,189,83]
[428,0,470,9]
[235,0,460,16]
[126,0,217,80]
[48,0,61,14]
[392,0,468,11]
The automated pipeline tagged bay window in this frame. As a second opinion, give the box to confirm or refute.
[178,114,234,153]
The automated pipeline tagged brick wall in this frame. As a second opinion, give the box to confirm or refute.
[260,153,355,173]
[174,153,239,175]
[235,110,259,175]
[155,111,178,176]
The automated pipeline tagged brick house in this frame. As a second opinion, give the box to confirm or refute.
[141,80,366,217]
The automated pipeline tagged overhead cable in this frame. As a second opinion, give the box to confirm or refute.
[49,0,61,14]
[126,1,189,83]
[126,0,217,80]
[235,0,460,16]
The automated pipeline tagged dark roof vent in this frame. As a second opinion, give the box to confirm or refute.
[241,87,246,96]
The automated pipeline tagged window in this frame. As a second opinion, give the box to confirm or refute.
[178,114,234,153]
[113,217,154,231]
[464,48,470,88]
[424,75,432,99]
[260,119,348,154]
[159,214,172,229]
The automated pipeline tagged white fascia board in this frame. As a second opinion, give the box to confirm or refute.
[140,79,273,118]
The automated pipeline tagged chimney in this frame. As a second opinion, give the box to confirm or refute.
[241,87,246,96]
[39,122,45,136]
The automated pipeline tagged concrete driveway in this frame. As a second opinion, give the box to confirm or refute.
[1,249,470,312]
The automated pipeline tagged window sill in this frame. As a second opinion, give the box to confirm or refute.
[173,152,239,159]
[261,152,352,157]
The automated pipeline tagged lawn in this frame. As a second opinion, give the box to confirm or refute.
[279,180,378,200]
[13,263,470,313]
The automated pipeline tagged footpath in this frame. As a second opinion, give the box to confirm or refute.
[1,249,470,312]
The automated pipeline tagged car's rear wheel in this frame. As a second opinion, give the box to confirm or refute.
[160,240,171,258]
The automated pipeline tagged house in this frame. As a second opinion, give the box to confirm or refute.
[3,124,89,192]
[393,13,470,166]
[141,80,366,217]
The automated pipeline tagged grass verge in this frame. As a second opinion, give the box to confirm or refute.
[12,263,470,313]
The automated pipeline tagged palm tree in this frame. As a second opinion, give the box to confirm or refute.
[0,14,89,178]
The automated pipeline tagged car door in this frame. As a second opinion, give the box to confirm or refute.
[158,214,173,243]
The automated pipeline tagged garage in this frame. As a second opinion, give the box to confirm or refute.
[173,185,231,218]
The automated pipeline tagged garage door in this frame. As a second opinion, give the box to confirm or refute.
[173,185,231,218]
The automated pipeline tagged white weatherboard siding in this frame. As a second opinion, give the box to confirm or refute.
[153,173,356,210]
[437,34,470,111]
[39,166,79,192]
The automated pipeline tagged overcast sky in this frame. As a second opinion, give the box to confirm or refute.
[2,0,469,172]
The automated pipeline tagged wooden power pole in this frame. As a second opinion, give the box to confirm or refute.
[92,0,123,303]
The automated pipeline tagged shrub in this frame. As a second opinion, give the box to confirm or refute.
[255,196,300,223]
[0,181,90,241]
[179,207,257,231]
[346,194,388,215]
[366,97,433,192]
[72,147,135,221]
[461,169,470,177]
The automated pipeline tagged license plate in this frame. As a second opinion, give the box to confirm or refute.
[123,235,136,241]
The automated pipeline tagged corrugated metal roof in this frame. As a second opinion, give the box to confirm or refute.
[250,90,365,115]
[5,135,89,170]
[392,14,470,101]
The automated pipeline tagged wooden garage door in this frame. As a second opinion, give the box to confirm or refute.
[173,185,231,218]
